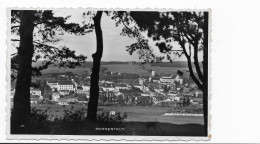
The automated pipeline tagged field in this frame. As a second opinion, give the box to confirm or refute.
[33,104,204,125]
[40,62,195,76]
[100,106,204,125]
[41,66,91,75]
[104,64,150,74]
[151,66,189,75]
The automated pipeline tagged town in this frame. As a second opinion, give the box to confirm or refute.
[11,66,204,115]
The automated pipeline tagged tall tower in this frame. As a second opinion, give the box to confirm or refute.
[151,71,155,77]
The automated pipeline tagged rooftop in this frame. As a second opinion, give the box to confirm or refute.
[58,80,74,85]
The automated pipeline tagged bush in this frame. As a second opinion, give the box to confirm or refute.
[96,111,128,123]
[13,106,129,134]
[60,106,87,122]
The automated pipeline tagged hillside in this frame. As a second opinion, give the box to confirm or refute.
[32,61,203,77]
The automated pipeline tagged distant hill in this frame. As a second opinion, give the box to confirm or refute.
[33,61,202,68]
[31,61,203,77]
[150,61,203,68]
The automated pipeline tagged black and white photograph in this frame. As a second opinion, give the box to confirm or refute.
[7,8,210,139]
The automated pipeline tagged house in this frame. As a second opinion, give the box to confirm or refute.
[59,90,70,96]
[194,90,203,98]
[160,74,176,83]
[76,86,88,94]
[52,92,60,101]
[168,93,178,101]
[30,88,41,96]
[100,82,115,92]
[133,84,143,91]
[82,81,91,91]
[58,101,69,105]
[46,80,59,90]
[141,92,151,97]
[192,97,203,105]
[58,80,74,91]
[174,95,181,101]
[160,73,183,84]
[174,74,183,84]
[115,83,129,90]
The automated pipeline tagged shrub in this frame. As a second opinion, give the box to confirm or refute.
[61,106,87,122]
[96,111,128,123]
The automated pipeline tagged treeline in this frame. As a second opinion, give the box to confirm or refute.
[151,62,203,68]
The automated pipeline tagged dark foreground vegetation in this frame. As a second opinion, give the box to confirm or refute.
[11,107,204,136]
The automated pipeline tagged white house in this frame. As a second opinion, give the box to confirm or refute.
[160,74,183,84]
[30,88,41,96]
[59,90,70,95]
[81,82,91,91]
[141,92,151,97]
[160,74,176,83]
[58,81,74,91]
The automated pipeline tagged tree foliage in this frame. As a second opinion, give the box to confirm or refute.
[116,11,207,90]
[114,11,209,135]
[11,10,91,81]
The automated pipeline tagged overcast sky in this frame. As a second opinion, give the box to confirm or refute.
[11,9,203,62]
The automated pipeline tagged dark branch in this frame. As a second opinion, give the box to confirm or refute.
[11,25,20,29]
[193,41,204,82]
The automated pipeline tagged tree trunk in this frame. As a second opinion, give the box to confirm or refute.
[202,11,209,136]
[87,11,103,120]
[11,10,35,134]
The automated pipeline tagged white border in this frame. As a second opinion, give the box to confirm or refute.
[6,8,211,141]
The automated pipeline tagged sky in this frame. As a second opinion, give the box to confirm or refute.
[11,9,203,62]
[53,9,203,62]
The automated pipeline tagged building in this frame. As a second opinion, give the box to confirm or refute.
[47,80,75,91]
[168,93,178,101]
[30,88,42,96]
[133,84,143,91]
[115,83,129,90]
[175,74,183,84]
[151,71,155,77]
[160,74,176,83]
[141,92,151,97]
[100,82,115,92]
[52,92,60,101]
[160,73,184,84]
[46,80,59,91]
[194,90,203,98]
[76,86,88,94]
[58,81,74,91]
[82,81,91,91]
[59,90,70,96]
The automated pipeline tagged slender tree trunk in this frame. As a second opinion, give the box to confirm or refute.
[202,11,209,136]
[87,11,103,120]
[11,10,34,134]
